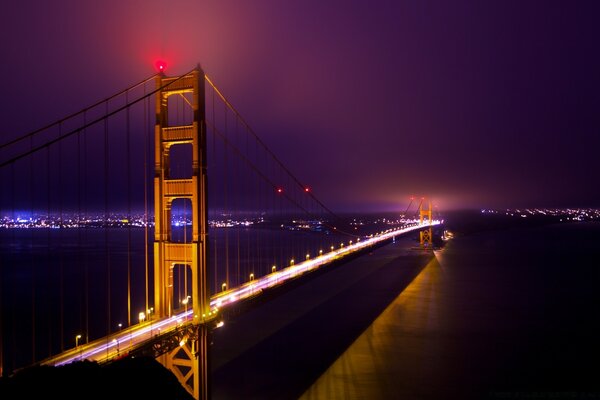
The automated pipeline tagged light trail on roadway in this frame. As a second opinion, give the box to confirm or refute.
[43,221,440,367]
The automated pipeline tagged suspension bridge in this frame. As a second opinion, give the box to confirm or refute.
[0,65,440,398]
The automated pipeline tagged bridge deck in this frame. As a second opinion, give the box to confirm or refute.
[42,222,440,367]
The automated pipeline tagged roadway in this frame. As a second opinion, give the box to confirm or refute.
[42,221,440,367]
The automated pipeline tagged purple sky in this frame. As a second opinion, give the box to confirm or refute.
[2,0,600,211]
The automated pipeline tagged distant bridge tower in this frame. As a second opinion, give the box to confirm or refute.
[419,199,433,248]
[154,66,212,399]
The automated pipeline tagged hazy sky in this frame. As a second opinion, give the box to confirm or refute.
[1,0,599,211]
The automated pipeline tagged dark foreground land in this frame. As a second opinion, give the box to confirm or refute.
[0,356,194,399]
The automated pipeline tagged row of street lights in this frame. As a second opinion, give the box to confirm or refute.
[242,243,348,286]
[72,240,364,354]
[69,234,383,361]
[69,231,407,362]
[72,237,378,357]
[74,305,160,361]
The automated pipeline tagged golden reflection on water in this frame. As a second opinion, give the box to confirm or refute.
[300,251,447,400]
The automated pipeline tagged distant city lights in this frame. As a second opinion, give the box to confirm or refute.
[0,212,428,232]
[481,208,600,222]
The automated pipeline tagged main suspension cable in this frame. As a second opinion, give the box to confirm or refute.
[0,68,196,169]
[204,75,343,224]
[0,74,158,151]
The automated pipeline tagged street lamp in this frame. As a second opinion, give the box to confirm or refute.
[290,259,295,266]
[76,334,82,360]
[272,265,276,273]
[319,249,323,256]
[138,311,146,324]
[222,282,227,292]
[147,307,155,336]
[182,295,191,320]
[249,273,254,281]
[306,253,310,260]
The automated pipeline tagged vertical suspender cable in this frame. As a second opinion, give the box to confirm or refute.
[83,111,89,344]
[212,87,218,292]
[259,140,264,275]
[0,157,6,374]
[104,100,111,350]
[29,135,36,363]
[143,84,149,316]
[77,116,83,343]
[0,194,2,376]
[46,147,52,356]
[235,118,240,287]
[246,125,250,282]
[0,169,2,376]
[212,95,219,288]
[285,163,290,266]
[58,123,64,352]
[183,190,187,302]
[183,95,188,302]
[278,166,283,270]
[254,137,259,277]
[174,97,179,305]
[126,90,132,328]
[265,148,269,273]
[11,163,16,370]
[224,106,229,289]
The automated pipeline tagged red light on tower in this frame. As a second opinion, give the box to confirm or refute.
[155,60,167,73]
[304,187,310,193]
[277,188,283,194]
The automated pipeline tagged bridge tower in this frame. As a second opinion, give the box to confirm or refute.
[154,66,212,399]
[419,199,433,248]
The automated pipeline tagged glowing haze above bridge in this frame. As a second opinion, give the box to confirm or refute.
[2,1,600,210]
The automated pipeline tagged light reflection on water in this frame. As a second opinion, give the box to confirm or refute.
[301,222,600,398]
[300,255,445,399]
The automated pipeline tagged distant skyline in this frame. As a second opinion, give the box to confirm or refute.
[1,1,600,211]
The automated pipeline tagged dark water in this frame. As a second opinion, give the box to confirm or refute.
[0,217,389,373]
[437,221,600,396]
[195,215,600,399]
[299,219,600,398]
[5,212,598,398]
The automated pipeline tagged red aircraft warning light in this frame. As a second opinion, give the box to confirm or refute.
[277,188,283,194]
[304,187,310,193]
[155,60,167,73]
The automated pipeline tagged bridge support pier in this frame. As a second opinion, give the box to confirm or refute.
[156,325,210,400]
[419,199,433,248]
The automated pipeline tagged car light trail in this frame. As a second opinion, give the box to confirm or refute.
[44,221,440,367]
